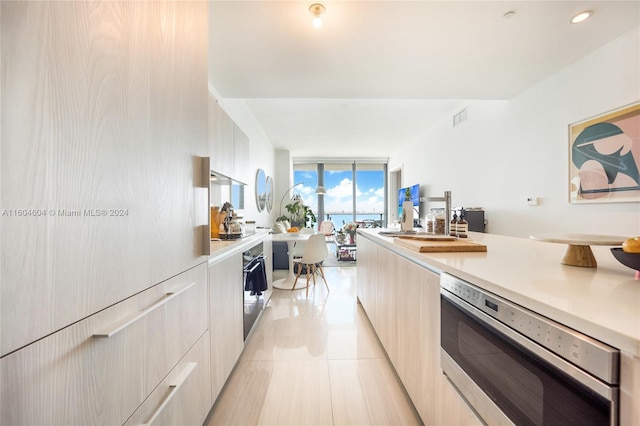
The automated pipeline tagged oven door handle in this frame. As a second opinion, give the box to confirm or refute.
[243,254,265,274]
[440,289,616,402]
[244,261,261,274]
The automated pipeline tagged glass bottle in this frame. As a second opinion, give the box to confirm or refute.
[426,213,435,234]
[457,210,468,238]
[450,211,458,237]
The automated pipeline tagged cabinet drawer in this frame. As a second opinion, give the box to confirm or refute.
[139,263,208,393]
[125,330,212,426]
[0,262,208,426]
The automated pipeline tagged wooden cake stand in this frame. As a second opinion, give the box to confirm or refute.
[529,234,626,268]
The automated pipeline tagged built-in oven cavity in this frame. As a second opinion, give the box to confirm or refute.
[243,242,267,340]
[440,273,620,426]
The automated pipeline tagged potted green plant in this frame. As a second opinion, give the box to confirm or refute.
[276,194,317,228]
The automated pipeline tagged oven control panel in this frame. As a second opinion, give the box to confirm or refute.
[440,273,620,385]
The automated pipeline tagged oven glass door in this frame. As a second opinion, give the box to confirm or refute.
[441,294,612,426]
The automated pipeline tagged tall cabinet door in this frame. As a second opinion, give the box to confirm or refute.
[209,253,244,402]
[0,1,208,356]
[393,256,479,425]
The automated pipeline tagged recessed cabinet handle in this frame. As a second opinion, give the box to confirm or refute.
[140,362,197,426]
[93,281,196,338]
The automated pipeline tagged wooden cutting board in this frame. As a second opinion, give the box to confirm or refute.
[394,236,487,252]
[396,235,457,241]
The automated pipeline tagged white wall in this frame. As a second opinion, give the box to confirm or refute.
[392,26,640,238]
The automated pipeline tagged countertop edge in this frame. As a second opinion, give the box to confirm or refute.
[208,230,272,264]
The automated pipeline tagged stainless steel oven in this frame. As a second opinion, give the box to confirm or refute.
[440,273,620,426]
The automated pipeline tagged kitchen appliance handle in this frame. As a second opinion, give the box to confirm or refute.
[140,362,197,426]
[244,262,261,274]
[441,289,614,400]
[243,254,265,273]
[93,281,196,338]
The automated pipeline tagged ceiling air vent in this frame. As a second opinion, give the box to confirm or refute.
[453,108,467,127]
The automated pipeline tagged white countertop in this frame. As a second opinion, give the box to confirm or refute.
[359,229,640,356]
[208,229,272,263]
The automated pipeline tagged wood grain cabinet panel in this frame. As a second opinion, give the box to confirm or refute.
[208,95,235,177]
[208,253,244,402]
[393,257,479,424]
[142,263,209,396]
[394,256,434,421]
[357,238,481,425]
[356,236,374,318]
[620,353,640,425]
[233,124,250,184]
[263,236,274,302]
[1,0,208,356]
[124,331,212,426]
[0,262,208,426]
[357,236,379,331]
[375,246,397,362]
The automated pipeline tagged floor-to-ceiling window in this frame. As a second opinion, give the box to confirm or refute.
[354,162,387,228]
[293,159,387,231]
[322,162,355,229]
[287,162,319,224]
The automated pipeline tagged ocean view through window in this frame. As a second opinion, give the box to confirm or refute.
[293,161,387,231]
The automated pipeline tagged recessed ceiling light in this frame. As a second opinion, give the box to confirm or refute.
[571,10,593,24]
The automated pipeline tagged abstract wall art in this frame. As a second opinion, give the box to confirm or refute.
[569,102,640,203]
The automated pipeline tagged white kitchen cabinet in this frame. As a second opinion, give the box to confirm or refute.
[394,255,433,421]
[394,256,480,425]
[125,330,212,426]
[1,0,208,357]
[208,94,236,178]
[620,353,640,425]
[356,236,375,319]
[262,236,274,302]
[233,123,250,185]
[207,94,251,185]
[375,245,397,362]
[0,262,209,426]
[209,253,245,402]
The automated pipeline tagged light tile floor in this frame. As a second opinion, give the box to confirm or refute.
[205,266,422,426]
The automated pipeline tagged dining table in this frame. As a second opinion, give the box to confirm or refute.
[271,231,315,290]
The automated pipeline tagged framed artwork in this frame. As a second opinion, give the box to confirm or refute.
[569,101,640,203]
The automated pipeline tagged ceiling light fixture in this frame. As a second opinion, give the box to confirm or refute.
[309,3,326,29]
[570,10,593,24]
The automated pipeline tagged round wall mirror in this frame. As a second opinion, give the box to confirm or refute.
[265,176,274,212]
[255,169,266,212]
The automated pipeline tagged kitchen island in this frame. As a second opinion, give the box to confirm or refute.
[356,228,640,425]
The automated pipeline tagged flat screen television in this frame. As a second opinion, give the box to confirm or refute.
[397,184,419,217]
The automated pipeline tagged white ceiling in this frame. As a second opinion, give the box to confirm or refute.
[208,1,640,157]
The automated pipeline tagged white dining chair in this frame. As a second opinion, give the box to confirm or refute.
[319,221,335,236]
[291,227,314,259]
[292,233,329,297]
